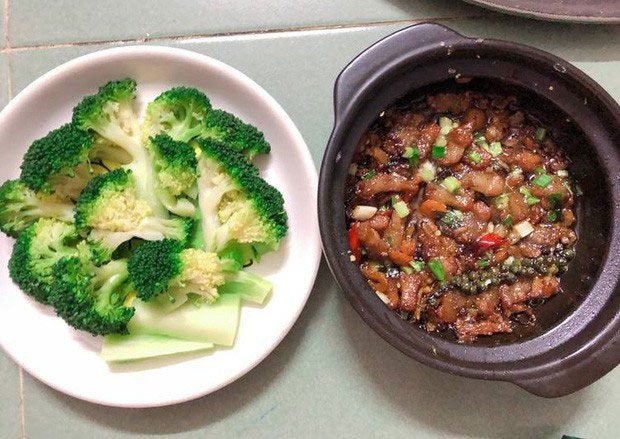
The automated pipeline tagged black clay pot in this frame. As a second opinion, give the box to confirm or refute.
[318,22,619,397]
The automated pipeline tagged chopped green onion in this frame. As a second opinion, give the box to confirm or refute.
[418,161,436,182]
[441,209,464,228]
[402,146,415,158]
[434,135,448,147]
[432,145,446,158]
[439,117,453,135]
[547,211,559,222]
[494,194,509,209]
[363,169,376,180]
[428,259,446,282]
[535,127,546,141]
[474,132,486,144]
[469,151,482,164]
[391,197,410,218]
[534,167,546,175]
[442,176,461,194]
[519,186,540,205]
[533,174,553,188]
[402,146,420,167]
[526,195,540,205]
[476,258,490,268]
[503,215,513,227]
[548,192,563,208]
[402,266,414,274]
[489,141,503,157]
[410,260,425,272]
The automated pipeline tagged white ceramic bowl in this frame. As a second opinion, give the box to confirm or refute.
[0,46,321,407]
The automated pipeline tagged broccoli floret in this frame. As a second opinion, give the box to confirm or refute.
[148,134,198,217]
[0,180,74,237]
[48,256,134,336]
[194,138,287,265]
[201,109,270,158]
[142,87,211,143]
[75,168,192,255]
[8,219,81,303]
[72,78,165,216]
[20,124,132,200]
[128,239,271,307]
[20,124,94,195]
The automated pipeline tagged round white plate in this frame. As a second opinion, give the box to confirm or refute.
[0,46,321,407]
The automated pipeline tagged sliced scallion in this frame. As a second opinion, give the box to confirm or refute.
[363,169,376,180]
[418,161,436,182]
[489,141,503,157]
[410,260,425,272]
[428,259,446,282]
[533,174,553,188]
[432,145,446,159]
[402,146,420,167]
[434,135,448,147]
[503,214,513,227]
[442,176,461,194]
[391,196,410,218]
[535,127,546,141]
[469,151,482,164]
[494,194,509,209]
[519,186,540,205]
[439,116,453,135]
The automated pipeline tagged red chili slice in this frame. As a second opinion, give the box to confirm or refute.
[348,224,362,261]
[477,232,506,250]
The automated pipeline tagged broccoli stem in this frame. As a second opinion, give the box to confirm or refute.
[29,199,75,224]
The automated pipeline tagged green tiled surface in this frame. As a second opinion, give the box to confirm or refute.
[9,0,482,47]
[1,3,619,439]
[0,352,21,439]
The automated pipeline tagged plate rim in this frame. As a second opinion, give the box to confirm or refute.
[462,0,620,23]
[0,45,322,408]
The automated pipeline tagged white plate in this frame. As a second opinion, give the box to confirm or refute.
[0,46,321,407]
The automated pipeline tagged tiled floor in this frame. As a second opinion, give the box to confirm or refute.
[0,2,619,438]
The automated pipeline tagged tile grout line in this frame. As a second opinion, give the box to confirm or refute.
[2,0,7,49]
[18,368,25,439]
[2,14,487,53]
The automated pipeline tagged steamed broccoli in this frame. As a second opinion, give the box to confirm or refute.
[0,179,74,237]
[75,168,192,255]
[142,87,211,143]
[148,134,198,217]
[20,124,131,200]
[72,78,165,216]
[201,109,270,158]
[8,218,81,303]
[49,256,135,336]
[194,138,287,265]
[128,239,271,308]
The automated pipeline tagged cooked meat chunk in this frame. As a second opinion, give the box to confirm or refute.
[356,173,420,199]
